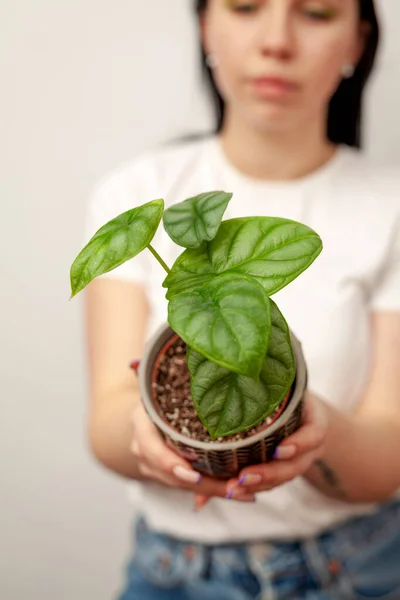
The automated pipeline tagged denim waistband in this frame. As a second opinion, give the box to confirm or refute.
[126,499,400,600]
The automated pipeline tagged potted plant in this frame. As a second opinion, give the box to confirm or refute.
[71,191,322,479]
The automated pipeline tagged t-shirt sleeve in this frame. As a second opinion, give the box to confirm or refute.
[83,160,152,286]
[370,215,400,312]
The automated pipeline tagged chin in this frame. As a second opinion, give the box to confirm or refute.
[246,105,298,133]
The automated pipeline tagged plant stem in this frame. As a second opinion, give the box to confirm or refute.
[147,244,171,274]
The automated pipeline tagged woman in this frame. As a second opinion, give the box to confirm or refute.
[85,1,400,598]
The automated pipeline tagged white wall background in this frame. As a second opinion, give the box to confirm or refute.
[0,2,399,599]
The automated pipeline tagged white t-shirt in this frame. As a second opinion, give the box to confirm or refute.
[85,136,400,543]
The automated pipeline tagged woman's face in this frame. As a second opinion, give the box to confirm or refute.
[202,0,365,131]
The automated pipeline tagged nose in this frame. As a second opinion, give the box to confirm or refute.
[258,5,294,60]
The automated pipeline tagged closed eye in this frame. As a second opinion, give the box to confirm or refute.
[226,1,259,14]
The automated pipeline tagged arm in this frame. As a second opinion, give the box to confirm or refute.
[85,278,251,503]
[304,311,400,503]
[232,312,400,504]
[85,277,150,480]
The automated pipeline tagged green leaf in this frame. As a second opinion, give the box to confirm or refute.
[187,299,296,438]
[186,344,205,376]
[70,199,164,297]
[163,191,232,249]
[169,273,271,378]
[210,218,322,294]
[163,243,215,300]
[163,217,322,299]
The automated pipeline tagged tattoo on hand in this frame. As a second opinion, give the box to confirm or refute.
[314,460,347,498]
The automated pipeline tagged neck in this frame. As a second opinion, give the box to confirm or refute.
[220,109,336,181]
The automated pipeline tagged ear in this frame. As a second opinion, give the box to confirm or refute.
[352,21,371,66]
[199,11,211,56]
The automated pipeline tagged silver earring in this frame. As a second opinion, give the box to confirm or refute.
[341,64,355,79]
[205,53,219,69]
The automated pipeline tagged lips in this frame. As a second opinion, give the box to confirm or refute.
[250,76,298,99]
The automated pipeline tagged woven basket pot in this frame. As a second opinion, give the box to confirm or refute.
[136,322,307,479]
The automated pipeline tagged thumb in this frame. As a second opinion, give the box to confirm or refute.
[131,405,198,477]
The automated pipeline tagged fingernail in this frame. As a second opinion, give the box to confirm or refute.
[238,473,262,486]
[193,495,209,512]
[226,488,257,502]
[226,487,235,499]
[226,486,256,501]
[173,465,202,484]
[273,445,297,460]
[130,359,140,374]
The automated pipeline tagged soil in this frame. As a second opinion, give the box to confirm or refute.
[152,336,282,443]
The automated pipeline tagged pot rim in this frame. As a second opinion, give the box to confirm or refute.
[150,332,293,435]
[139,323,307,452]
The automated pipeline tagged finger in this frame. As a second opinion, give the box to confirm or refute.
[131,405,259,497]
[131,405,179,464]
[137,462,182,488]
[131,419,228,492]
[137,461,214,493]
[131,407,237,495]
[193,490,256,512]
[275,400,327,458]
[237,451,319,493]
[131,413,230,493]
[193,475,230,497]
[277,422,325,457]
[181,474,252,499]
[140,458,241,502]
[272,425,323,460]
[194,494,210,512]
[139,460,242,502]
[131,405,200,478]
[135,441,204,486]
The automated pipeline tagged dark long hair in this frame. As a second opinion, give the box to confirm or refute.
[195,0,380,148]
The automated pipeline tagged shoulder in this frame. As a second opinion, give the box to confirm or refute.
[84,134,218,240]
[91,135,215,207]
[338,147,400,217]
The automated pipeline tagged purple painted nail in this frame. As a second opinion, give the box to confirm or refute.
[238,473,262,485]
[173,466,202,484]
[226,488,235,499]
[274,445,297,460]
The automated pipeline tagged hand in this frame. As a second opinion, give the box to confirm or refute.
[225,393,329,497]
[130,401,256,507]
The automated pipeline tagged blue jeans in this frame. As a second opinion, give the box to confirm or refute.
[118,499,400,599]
